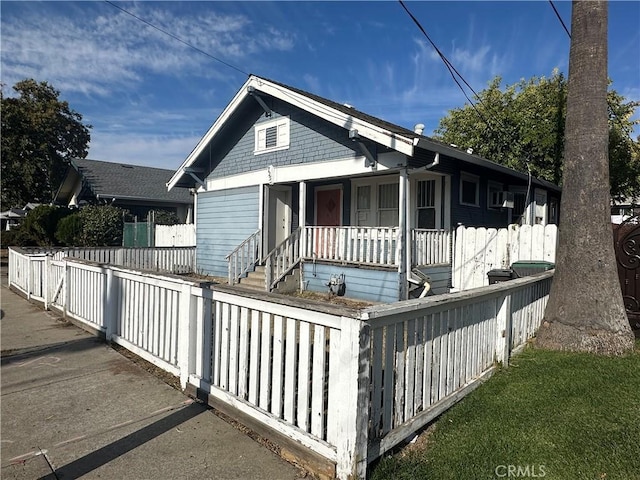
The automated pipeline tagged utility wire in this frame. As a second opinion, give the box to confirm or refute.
[397,0,493,128]
[103,1,250,77]
[398,0,515,152]
[548,0,571,39]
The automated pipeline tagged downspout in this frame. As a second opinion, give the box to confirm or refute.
[398,168,408,300]
[406,152,440,281]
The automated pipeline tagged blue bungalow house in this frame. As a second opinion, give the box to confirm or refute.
[168,75,560,303]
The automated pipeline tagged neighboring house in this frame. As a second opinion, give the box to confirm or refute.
[55,158,194,222]
[611,197,638,224]
[0,203,42,231]
[168,75,561,303]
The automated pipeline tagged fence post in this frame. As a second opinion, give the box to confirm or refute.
[495,293,512,366]
[104,267,118,341]
[63,260,70,318]
[26,255,32,300]
[177,283,196,390]
[334,318,370,480]
[43,255,51,310]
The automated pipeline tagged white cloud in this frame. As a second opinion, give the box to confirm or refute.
[88,132,202,171]
[0,3,295,97]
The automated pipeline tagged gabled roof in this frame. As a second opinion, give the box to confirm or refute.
[59,159,192,205]
[168,75,561,193]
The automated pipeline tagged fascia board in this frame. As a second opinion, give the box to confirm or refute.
[250,79,415,156]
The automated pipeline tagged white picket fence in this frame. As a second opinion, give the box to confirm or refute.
[8,246,553,479]
[20,246,195,274]
[452,224,558,291]
[155,224,196,246]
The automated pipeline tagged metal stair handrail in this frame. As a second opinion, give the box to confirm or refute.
[265,226,302,290]
[225,229,262,285]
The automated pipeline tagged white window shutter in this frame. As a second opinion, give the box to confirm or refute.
[256,127,266,151]
[277,122,289,148]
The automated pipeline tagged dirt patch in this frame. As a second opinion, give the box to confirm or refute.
[287,290,373,309]
[110,343,181,390]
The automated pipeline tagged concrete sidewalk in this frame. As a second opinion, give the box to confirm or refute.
[1,282,304,479]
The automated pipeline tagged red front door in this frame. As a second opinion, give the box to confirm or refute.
[315,188,342,226]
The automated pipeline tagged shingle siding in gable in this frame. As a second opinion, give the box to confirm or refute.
[196,186,259,277]
[206,100,359,181]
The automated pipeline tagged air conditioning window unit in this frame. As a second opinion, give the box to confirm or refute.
[490,191,515,209]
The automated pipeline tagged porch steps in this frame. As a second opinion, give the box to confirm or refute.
[236,265,300,293]
[237,266,267,290]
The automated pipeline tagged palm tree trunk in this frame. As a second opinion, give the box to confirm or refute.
[537,0,634,354]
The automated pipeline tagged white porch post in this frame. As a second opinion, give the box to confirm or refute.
[398,169,408,300]
[299,181,307,257]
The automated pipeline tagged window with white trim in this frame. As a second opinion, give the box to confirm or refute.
[254,117,290,154]
[460,172,480,207]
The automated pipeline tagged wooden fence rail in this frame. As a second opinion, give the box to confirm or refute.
[8,246,553,480]
[20,246,195,274]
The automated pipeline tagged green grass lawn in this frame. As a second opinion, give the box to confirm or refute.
[371,340,640,480]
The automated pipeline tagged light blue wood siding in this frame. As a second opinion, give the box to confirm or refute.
[196,186,259,277]
[415,264,451,295]
[301,262,399,304]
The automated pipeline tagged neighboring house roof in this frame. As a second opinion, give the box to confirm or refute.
[56,158,193,206]
[0,208,27,220]
[168,75,561,193]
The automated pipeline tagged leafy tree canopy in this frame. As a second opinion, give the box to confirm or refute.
[1,79,91,210]
[433,71,640,200]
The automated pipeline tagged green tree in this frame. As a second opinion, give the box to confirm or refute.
[1,79,91,210]
[434,72,640,199]
[537,1,633,355]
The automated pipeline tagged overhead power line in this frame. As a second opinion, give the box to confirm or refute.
[103,1,250,77]
[398,0,506,141]
[548,0,571,39]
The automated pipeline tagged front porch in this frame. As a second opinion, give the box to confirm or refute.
[223,163,453,302]
[227,224,452,302]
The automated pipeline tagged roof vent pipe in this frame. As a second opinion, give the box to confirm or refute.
[414,123,425,135]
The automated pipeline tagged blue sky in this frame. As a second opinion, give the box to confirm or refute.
[2,1,639,171]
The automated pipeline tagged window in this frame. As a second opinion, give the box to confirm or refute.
[460,173,479,206]
[255,117,290,154]
[355,185,371,225]
[378,183,399,226]
[416,179,436,228]
[487,181,503,210]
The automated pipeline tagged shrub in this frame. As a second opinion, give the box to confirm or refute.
[55,212,83,246]
[79,205,123,246]
[9,205,72,246]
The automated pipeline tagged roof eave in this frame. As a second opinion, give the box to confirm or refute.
[415,138,561,193]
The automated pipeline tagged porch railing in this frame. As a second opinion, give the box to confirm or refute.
[304,226,399,266]
[265,226,302,290]
[412,229,451,265]
[225,229,262,285]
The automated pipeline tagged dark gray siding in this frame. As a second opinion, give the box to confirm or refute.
[206,99,362,181]
[433,157,525,228]
[301,262,399,303]
[196,186,259,277]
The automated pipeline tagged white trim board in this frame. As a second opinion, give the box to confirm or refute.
[205,156,396,192]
